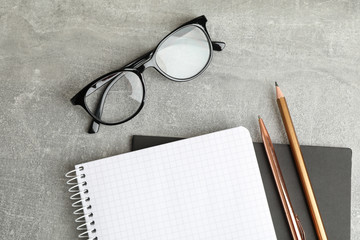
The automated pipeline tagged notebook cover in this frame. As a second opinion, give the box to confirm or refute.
[132,135,352,240]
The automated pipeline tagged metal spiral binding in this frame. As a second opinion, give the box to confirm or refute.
[66,166,97,240]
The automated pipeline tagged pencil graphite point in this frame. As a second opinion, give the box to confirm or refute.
[275,83,284,99]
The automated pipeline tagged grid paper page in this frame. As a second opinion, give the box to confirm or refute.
[75,126,277,240]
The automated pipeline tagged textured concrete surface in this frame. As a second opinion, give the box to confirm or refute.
[0,0,359,239]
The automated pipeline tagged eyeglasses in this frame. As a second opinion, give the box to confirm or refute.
[71,15,225,133]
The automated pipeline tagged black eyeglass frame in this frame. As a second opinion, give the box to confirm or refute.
[71,15,225,133]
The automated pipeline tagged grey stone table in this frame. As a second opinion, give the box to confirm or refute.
[1,1,359,239]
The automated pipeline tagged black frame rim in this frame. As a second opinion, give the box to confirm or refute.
[82,69,146,125]
[151,21,213,82]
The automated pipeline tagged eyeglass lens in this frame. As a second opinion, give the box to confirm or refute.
[155,25,211,80]
[84,71,143,124]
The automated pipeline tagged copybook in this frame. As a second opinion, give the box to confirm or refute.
[66,127,277,240]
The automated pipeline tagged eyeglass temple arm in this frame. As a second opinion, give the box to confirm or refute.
[212,41,226,51]
[88,51,154,133]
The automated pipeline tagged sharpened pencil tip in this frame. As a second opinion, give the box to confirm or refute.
[275,82,278,87]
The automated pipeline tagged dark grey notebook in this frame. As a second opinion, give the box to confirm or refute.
[132,135,352,240]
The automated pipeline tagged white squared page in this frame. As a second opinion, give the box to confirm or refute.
[75,126,277,240]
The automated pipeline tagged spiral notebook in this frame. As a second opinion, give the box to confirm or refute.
[66,127,277,240]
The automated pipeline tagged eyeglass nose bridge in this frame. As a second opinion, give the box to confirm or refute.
[123,50,155,73]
